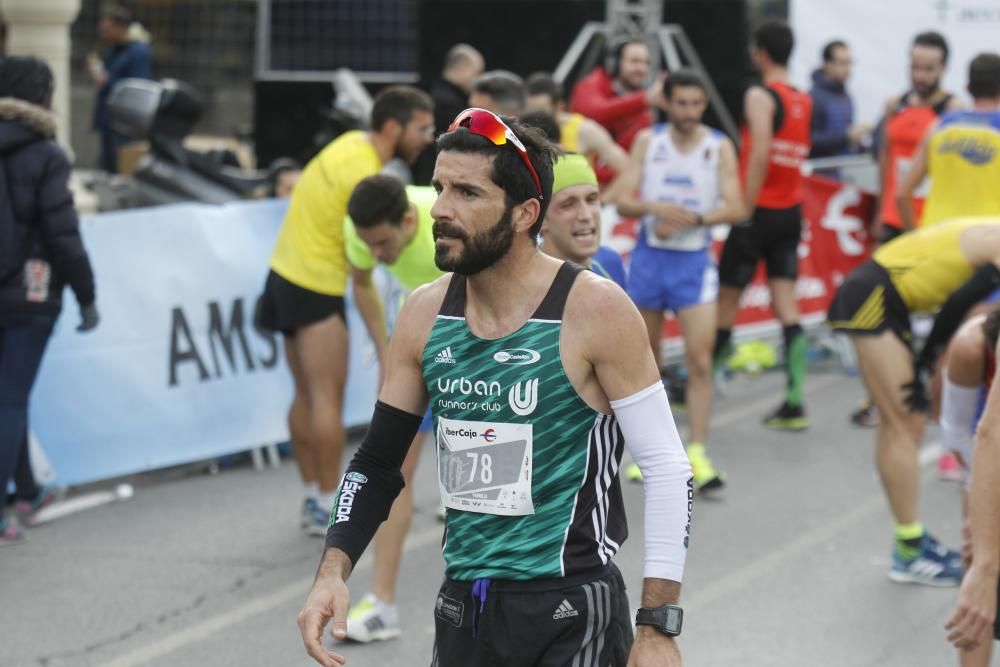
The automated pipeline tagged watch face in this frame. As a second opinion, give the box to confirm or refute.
[665,607,682,633]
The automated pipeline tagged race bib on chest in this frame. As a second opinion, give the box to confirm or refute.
[436,417,534,516]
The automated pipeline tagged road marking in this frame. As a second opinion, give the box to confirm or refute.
[98,372,851,666]
[99,527,445,667]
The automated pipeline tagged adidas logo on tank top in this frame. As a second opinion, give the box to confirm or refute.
[434,347,457,364]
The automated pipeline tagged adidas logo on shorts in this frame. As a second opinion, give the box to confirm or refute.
[552,599,579,620]
[434,347,457,364]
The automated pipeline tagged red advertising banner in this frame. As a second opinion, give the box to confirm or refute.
[605,174,876,341]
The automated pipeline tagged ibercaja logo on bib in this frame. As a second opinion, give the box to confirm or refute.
[493,348,541,365]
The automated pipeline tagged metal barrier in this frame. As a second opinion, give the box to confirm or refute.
[803,154,879,194]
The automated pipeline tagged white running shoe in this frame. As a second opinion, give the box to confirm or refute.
[345,593,401,643]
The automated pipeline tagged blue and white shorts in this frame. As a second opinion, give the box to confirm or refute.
[628,245,718,314]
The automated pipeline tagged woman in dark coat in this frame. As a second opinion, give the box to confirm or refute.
[0,56,98,545]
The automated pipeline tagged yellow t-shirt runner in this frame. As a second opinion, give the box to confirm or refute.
[270,130,383,295]
[921,110,1000,227]
[560,112,586,154]
[874,216,1000,312]
[344,186,443,292]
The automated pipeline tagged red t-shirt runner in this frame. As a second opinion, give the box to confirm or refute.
[879,92,952,229]
[738,81,812,209]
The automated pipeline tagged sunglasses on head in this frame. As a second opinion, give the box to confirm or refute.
[447,107,544,200]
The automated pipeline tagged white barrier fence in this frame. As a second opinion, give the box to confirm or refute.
[30,200,380,486]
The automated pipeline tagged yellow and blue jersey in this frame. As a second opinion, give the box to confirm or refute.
[922,110,1000,226]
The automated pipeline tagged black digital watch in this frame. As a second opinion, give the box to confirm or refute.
[635,604,683,637]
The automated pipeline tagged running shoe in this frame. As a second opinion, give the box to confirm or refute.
[14,486,58,527]
[727,340,778,375]
[625,446,726,493]
[937,451,963,482]
[762,402,810,431]
[687,443,725,493]
[345,593,401,643]
[306,500,330,537]
[889,534,963,587]
[849,401,879,428]
[300,498,316,529]
[0,514,24,547]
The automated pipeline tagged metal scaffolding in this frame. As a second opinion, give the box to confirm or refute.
[554,0,739,139]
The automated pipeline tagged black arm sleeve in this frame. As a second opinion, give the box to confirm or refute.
[916,263,1000,371]
[324,400,424,566]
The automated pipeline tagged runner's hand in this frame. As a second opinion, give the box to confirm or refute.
[297,576,351,666]
[653,221,676,240]
[627,627,682,666]
[77,303,100,332]
[646,73,668,110]
[652,204,697,232]
[945,564,998,650]
[901,365,930,413]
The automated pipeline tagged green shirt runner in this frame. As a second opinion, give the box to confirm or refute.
[344,185,443,291]
[422,263,627,581]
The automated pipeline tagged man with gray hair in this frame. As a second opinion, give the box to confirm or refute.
[470,70,525,115]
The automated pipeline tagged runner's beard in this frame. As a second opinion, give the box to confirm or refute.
[434,207,515,275]
[914,78,941,100]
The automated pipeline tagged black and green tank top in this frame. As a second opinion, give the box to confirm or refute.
[422,262,628,581]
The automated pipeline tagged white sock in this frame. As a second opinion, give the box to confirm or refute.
[304,482,319,502]
[317,491,337,512]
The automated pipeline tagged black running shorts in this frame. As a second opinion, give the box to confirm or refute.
[827,260,912,345]
[254,270,346,335]
[718,205,802,288]
[430,564,633,667]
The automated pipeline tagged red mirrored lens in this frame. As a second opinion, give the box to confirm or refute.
[448,109,508,146]
[446,108,544,199]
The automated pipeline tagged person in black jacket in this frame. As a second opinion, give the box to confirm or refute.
[411,44,484,184]
[0,56,98,546]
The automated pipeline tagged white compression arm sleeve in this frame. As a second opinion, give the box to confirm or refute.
[940,376,980,487]
[610,382,693,582]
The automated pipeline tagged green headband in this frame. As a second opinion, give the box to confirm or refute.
[551,153,598,195]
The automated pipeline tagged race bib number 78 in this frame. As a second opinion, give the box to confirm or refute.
[436,417,534,516]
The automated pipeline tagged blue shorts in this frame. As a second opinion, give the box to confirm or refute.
[628,245,718,314]
[419,408,433,433]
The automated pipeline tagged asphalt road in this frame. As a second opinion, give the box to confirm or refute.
[3,368,987,667]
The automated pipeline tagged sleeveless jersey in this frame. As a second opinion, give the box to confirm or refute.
[738,81,812,209]
[422,264,628,581]
[638,124,722,251]
[879,92,952,228]
[874,217,1000,312]
[921,109,1000,227]
[560,113,613,184]
[561,112,586,154]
